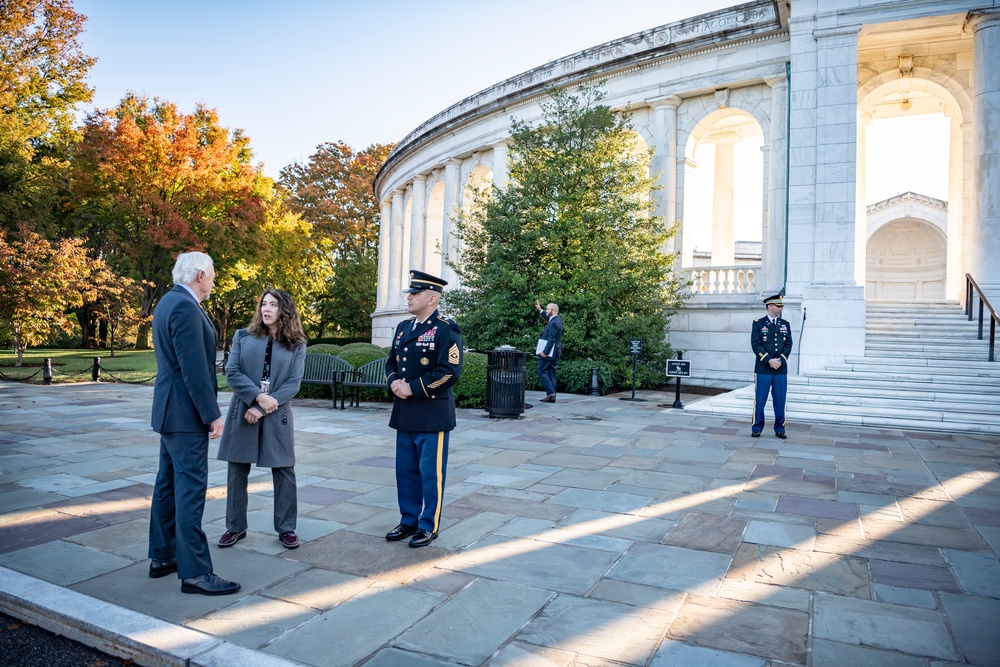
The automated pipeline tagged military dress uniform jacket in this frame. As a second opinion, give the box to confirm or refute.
[385,310,463,433]
[751,316,793,375]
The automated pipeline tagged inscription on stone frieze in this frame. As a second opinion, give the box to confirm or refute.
[672,5,776,41]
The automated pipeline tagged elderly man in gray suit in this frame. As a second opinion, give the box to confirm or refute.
[147,252,240,595]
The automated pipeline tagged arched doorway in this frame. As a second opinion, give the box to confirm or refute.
[867,218,946,300]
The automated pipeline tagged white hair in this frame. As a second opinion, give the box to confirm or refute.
[172,252,214,286]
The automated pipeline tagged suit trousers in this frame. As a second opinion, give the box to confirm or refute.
[226,462,297,533]
[148,431,213,579]
[537,356,558,396]
[395,430,449,533]
[753,373,787,433]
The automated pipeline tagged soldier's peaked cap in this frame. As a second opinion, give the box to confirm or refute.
[763,293,783,306]
[404,270,447,293]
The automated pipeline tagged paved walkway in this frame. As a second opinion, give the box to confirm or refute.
[0,381,998,667]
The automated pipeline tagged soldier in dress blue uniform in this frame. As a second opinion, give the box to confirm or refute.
[751,293,793,439]
[384,270,463,548]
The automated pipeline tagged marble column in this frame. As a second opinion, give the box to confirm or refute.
[855,112,871,290]
[709,131,738,266]
[491,142,509,188]
[376,199,392,311]
[764,73,788,294]
[789,23,865,372]
[408,175,427,273]
[970,10,1000,296]
[650,96,681,259]
[441,158,463,286]
[388,189,405,309]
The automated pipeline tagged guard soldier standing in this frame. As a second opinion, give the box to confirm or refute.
[751,293,793,439]
[384,270,463,548]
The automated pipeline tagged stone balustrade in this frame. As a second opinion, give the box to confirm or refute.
[684,265,759,294]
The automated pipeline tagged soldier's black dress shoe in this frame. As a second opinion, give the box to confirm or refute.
[181,572,241,596]
[775,432,787,439]
[148,558,177,579]
[385,523,418,541]
[751,431,761,438]
[409,529,438,548]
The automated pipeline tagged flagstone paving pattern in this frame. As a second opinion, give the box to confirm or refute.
[0,381,999,666]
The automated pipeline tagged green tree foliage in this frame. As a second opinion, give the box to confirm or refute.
[279,141,395,338]
[449,85,684,385]
[0,0,95,232]
[207,183,331,344]
[70,93,268,346]
[0,225,95,364]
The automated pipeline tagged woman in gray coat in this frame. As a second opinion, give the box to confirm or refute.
[217,289,306,549]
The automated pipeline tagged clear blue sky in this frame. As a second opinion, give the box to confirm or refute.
[75,0,735,178]
[75,0,946,205]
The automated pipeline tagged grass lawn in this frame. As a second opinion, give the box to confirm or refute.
[0,349,229,389]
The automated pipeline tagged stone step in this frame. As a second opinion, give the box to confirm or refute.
[732,379,999,405]
[684,387,1000,433]
[832,359,1000,377]
[863,344,993,358]
[803,368,1000,389]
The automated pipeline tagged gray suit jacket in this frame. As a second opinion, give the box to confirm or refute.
[150,285,220,433]
[217,331,305,467]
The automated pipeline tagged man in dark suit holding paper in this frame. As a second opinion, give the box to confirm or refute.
[147,251,240,596]
[534,301,563,403]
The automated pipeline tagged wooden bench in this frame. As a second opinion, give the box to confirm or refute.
[302,354,354,407]
[340,357,390,409]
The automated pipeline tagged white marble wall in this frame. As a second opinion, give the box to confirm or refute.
[371,0,998,385]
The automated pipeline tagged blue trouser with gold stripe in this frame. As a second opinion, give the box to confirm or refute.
[395,430,449,533]
[753,373,787,434]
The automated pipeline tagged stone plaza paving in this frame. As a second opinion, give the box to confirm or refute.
[0,381,998,667]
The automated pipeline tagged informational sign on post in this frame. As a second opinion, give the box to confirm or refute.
[621,340,645,402]
[666,360,691,377]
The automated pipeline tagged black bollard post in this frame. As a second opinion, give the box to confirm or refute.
[672,351,684,409]
[590,367,599,396]
[43,358,53,385]
[92,357,101,382]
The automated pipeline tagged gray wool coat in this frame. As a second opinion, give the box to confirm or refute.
[217,330,305,468]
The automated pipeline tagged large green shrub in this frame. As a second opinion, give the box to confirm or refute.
[454,352,487,409]
[305,343,342,355]
[338,345,390,403]
[557,359,614,395]
[337,342,387,360]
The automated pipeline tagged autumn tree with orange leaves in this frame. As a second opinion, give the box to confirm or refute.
[71,94,267,347]
[0,225,97,364]
[279,141,393,337]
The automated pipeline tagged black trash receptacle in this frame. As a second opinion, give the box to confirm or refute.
[485,347,527,418]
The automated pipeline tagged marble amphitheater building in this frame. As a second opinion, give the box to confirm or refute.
[371,0,1000,429]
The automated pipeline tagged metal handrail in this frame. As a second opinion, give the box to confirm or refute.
[965,274,998,362]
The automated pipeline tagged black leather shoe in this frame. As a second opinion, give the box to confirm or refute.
[775,432,787,439]
[409,529,438,548]
[148,558,177,579]
[751,431,761,438]
[181,572,241,596]
[385,523,418,541]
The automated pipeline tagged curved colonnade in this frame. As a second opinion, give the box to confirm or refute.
[373,0,1000,387]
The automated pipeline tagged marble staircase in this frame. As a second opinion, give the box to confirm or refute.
[683,301,1000,434]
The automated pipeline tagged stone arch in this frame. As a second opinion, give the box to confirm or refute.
[425,179,445,277]
[856,75,970,300]
[462,163,493,215]
[679,101,765,271]
[866,219,946,300]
